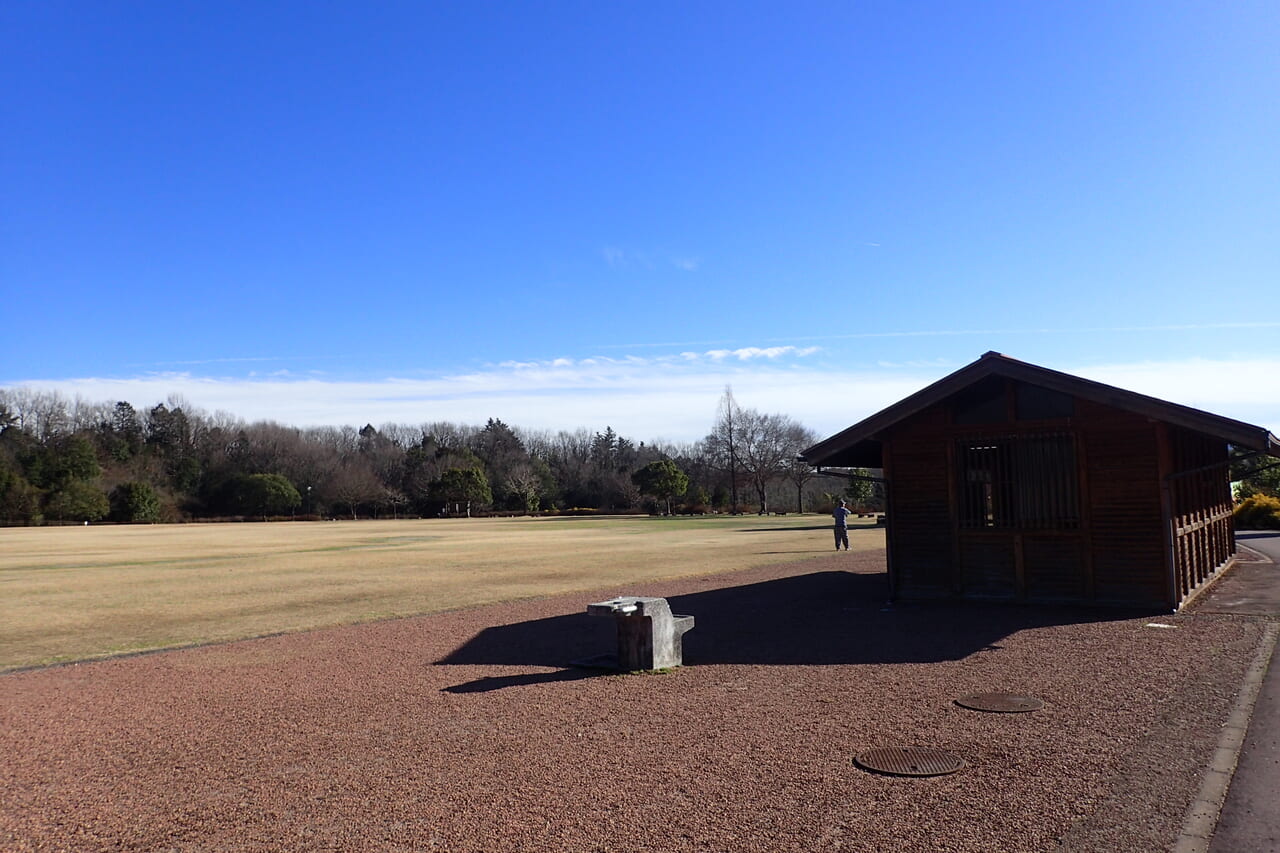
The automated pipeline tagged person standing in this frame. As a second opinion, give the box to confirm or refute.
[833,499,852,550]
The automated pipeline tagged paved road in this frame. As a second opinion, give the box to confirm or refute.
[1207,530,1280,853]
[1239,530,1280,563]
[1197,532,1280,617]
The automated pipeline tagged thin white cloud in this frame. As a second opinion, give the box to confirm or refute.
[785,322,1280,343]
[5,354,1277,445]
[598,322,1280,352]
[599,246,700,273]
[491,347,821,374]
[1069,358,1280,421]
[703,346,820,361]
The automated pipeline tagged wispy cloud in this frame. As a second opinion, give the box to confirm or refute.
[497,346,820,372]
[785,321,1280,343]
[1069,358,1280,415]
[702,346,820,361]
[5,352,1277,444]
[599,247,701,272]
[598,321,1280,352]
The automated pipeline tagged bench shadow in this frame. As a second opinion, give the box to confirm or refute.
[442,668,600,694]
[736,524,836,532]
[437,570,1157,689]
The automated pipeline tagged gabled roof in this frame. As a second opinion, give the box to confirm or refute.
[801,351,1280,468]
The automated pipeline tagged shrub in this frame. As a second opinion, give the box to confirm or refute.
[110,481,163,523]
[1234,494,1280,530]
[44,481,109,523]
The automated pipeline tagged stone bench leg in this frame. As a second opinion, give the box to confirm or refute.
[587,596,696,671]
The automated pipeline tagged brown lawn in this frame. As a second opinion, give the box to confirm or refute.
[0,514,879,671]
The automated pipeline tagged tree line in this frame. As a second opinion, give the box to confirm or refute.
[0,387,874,525]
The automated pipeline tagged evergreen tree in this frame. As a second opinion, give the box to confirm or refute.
[631,459,689,515]
[109,481,163,523]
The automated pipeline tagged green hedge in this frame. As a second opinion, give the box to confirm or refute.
[1234,494,1280,530]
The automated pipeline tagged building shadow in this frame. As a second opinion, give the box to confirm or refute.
[436,570,1156,674]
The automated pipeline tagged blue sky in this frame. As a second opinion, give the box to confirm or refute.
[3,2,1277,443]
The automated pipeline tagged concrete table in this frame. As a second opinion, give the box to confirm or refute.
[582,596,695,671]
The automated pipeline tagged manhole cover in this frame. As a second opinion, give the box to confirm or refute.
[854,746,965,777]
[955,692,1044,713]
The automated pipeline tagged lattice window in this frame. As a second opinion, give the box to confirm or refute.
[957,433,1079,529]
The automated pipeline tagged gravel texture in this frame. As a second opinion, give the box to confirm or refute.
[0,551,1266,852]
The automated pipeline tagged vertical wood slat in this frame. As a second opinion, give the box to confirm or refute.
[1076,433,1096,600]
[888,438,951,597]
[1156,423,1179,608]
[882,439,896,600]
[947,439,962,596]
[1165,427,1236,607]
[1083,414,1165,605]
[1013,533,1026,599]
[955,432,1078,531]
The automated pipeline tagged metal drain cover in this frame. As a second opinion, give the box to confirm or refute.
[956,692,1044,713]
[854,746,965,777]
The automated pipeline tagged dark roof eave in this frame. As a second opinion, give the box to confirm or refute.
[808,441,884,469]
[800,354,1003,466]
[800,352,1280,467]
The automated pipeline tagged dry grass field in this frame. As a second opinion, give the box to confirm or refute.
[0,514,882,671]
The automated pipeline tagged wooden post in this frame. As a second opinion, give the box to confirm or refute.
[1076,429,1096,601]
[946,438,962,596]
[1155,423,1179,609]
[882,439,896,602]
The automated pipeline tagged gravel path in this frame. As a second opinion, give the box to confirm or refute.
[0,551,1266,852]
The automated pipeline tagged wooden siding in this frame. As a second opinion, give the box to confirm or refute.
[887,437,952,598]
[958,533,1016,598]
[879,390,1236,609]
[1023,534,1087,601]
[1079,404,1168,606]
[810,354,1264,610]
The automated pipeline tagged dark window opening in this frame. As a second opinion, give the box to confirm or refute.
[952,377,1008,425]
[1015,383,1074,421]
[957,433,1079,529]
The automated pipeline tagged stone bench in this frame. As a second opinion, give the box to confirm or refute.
[581,596,695,671]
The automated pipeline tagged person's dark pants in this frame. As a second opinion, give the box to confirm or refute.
[834,526,849,550]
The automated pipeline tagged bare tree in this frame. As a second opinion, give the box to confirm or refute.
[734,410,800,515]
[384,487,409,519]
[781,423,820,512]
[504,462,543,513]
[325,461,384,519]
[707,386,743,512]
[3,388,73,440]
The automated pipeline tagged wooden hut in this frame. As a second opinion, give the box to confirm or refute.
[801,352,1279,610]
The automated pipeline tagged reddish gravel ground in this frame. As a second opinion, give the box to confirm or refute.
[0,551,1266,852]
